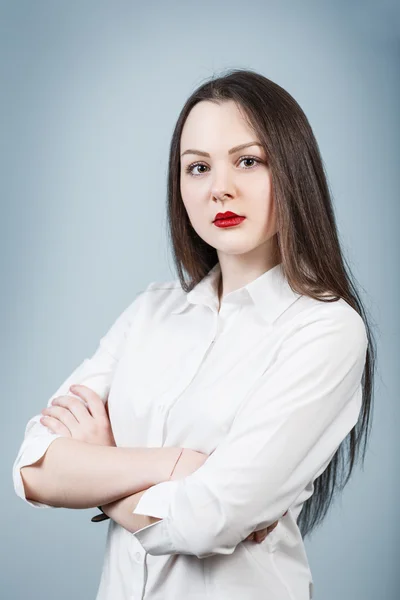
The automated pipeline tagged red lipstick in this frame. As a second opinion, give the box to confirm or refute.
[213,211,246,228]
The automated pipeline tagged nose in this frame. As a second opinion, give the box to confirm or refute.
[211,165,235,201]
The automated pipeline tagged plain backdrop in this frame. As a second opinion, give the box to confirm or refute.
[2,1,399,598]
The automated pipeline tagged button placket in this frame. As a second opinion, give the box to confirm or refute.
[148,406,167,446]
[130,537,147,599]
[129,555,146,599]
[147,306,240,447]
[148,317,218,439]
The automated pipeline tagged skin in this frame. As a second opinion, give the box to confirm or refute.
[40,99,287,540]
[179,99,281,309]
[41,387,281,540]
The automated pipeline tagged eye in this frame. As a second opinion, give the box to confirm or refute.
[185,162,209,176]
[184,156,263,177]
[239,157,261,169]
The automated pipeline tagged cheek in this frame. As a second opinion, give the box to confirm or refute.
[249,178,274,216]
[249,192,277,238]
[181,195,208,236]
[181,181,207,218]
[180,176,206,200]
[260,201,277,234]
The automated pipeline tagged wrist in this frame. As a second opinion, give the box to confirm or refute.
[154,447,184,484]
[169,448,184,480]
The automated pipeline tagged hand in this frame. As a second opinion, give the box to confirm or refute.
[40,384,116,446]
[244,510,289,543]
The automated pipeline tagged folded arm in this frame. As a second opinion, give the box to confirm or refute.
[129,307,368,559]
[94,489,162,530]
[13,284,166,509]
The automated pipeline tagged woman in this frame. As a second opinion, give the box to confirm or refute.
[13,68,376,600]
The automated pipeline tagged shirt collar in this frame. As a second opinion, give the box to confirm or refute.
[171,262,302,325]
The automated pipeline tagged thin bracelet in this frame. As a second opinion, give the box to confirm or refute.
[169,448,184,480]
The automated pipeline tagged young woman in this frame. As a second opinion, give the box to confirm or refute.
[13,69,376,600]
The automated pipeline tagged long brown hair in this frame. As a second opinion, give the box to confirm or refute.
[166,68,377,539]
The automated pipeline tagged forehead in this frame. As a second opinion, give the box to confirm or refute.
[180,100,257,151]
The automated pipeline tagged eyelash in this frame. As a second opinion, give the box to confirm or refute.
[184,156,263,177]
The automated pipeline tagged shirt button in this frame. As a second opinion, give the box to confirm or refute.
[134,551,143,562]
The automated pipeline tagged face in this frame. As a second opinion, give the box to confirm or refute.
[179,100,278,260]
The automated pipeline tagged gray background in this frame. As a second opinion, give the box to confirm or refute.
[2,1,398,598]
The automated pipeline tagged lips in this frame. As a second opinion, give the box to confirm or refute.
[214,211,243,222]
[213,215,246,228]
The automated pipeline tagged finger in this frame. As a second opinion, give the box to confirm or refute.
[40,415,71,437]
[254,530,268,543]
[267,520,279,533]
[257,524,277,543]
[41,405,80,433]
[69,385,107,419]
[50,394,92,425]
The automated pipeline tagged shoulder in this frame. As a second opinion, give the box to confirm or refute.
[142,279,182,299]
[136,278,185,315]
[288,294,368,355]
[143,279,182,292]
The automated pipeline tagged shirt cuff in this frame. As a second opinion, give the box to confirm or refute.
[13,433,65,508]
[133,480,179,519]
[132,480,180,555]
[133,518,176,555]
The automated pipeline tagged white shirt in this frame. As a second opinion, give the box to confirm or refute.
[13,261,368,600]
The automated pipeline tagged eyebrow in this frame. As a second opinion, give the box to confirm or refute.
[180,141,263,158]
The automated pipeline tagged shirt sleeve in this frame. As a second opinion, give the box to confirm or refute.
[132,305,368,558]
[12,284,152,509]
